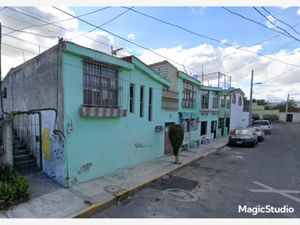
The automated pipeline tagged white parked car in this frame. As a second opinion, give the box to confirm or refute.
[252,120,272,135]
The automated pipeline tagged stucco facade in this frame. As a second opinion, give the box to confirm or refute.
[1,42,178,187]
[229,88,248,131]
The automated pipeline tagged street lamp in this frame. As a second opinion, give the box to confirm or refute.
[248,70,263,126]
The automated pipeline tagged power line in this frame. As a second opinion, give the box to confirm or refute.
[53,6,205,76]
[222,7,300,42]
[2,24,58,38]
[225,39,296,74]
[261,7,300,36]
[3,33,49,49]
[123,6,300,68]
[202,21,300,69]
[253,7,300,42]
[68,6,134,41]
[2,42,38,55]
[2,7,115,50]
[260,68,296,83]
[3,6,111,37]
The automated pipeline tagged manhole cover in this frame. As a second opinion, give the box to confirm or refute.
[104,185,123,194]
[164,188,199,202]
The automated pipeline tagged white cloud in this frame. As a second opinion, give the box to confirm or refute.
[0,6,119,75]
[297,8,300,15]
[127,33,136,40]
[139,43,300,101]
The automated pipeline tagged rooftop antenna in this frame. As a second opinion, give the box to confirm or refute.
[111,45,123,56]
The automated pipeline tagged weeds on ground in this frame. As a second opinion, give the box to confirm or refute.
[0,165,29,210]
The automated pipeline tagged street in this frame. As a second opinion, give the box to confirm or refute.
[93,123,300,218]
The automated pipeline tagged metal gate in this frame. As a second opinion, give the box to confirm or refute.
[13,112,42,170]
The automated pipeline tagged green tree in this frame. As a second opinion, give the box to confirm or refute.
[273,99,300,112]
[168,124,184,164]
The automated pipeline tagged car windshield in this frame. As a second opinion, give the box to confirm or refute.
[253,121,269,126]
[234,129,252,135]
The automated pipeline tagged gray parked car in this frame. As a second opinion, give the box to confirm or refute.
[228,128,258,147]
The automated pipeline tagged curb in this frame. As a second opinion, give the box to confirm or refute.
[73,142,228,218]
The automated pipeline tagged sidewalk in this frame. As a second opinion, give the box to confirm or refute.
[0,137,228,218]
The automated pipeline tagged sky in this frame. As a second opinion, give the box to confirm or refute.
[0,5,300,102]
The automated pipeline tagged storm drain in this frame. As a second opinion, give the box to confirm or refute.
[164,188,199,202]
[150,176,198,191]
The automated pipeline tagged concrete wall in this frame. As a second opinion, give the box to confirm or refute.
[2,44,64,129]
[40,110,65,186]
[1,44,66,185]
[279,112,300,123]
[62,49,177,186]
[2,119,13,166]
[150,62,178,92]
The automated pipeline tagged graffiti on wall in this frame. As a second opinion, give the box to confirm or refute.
[52,137,64,161]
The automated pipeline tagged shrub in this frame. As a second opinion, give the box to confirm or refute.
[252,114,260,121]
[168,124,184,164]
[0,165,29,210]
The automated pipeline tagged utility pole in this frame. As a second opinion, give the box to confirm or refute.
[249,70,254,126]
[285,93,290,122]
[217,71,220,88]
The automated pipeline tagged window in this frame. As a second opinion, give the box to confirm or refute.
[129,84,134,113]
[212,93,218,109]
[148,88,153,121]
[232,94,236,104]
[226,96,231,108]
[140,86,144,117]
[221,95,225,107]
[238,96,242,106]
[83,59,118,108]
[182,81,194,108]
[201,90,209,109]
[201,121,207,136]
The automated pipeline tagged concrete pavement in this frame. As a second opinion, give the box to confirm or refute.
[93,124,300,218]
[0,137,228,218]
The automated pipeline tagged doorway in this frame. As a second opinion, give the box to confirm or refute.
[164,122,175,155]
[211,121,217,139]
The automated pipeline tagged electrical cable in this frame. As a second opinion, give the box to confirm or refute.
[253,7,300,41]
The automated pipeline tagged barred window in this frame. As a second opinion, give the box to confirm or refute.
[212,93,218,109]
[201,90,209,109]
[221,95,225,107]
[83,60,118,108]
[182,81,195,108]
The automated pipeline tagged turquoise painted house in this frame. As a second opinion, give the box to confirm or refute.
[199,86,222,140]
[2,42,178,186]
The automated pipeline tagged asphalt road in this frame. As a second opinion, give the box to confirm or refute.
[93,123,300,218]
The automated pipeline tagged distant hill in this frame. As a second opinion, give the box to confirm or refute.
[267,101,300,107]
